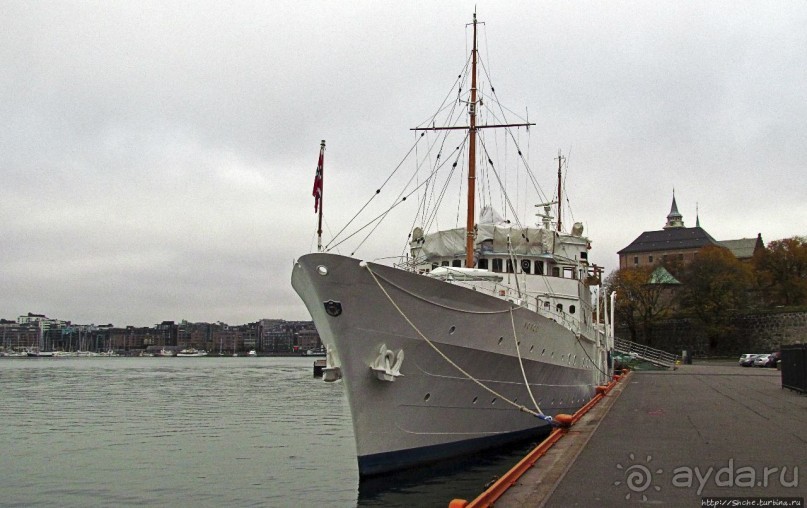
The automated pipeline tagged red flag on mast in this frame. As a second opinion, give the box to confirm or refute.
[312,143,324,213]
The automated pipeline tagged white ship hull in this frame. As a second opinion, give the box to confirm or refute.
[292,252,608,476]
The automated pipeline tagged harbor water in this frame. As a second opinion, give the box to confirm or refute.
[0,357,541,507]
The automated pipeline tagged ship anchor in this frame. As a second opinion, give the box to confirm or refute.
[370,344,404,382]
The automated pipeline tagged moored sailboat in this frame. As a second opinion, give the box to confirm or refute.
[292,13,612,476]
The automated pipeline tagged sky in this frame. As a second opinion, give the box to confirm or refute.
[2,1,805,327]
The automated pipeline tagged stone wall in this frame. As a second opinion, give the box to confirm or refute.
[616,311,807,356]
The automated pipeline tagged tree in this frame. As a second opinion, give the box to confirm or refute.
[605,265,678,346]
[753,236,807,307]
[676,245,754,353]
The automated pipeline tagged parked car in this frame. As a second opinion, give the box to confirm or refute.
[753,354,771,367]
[739,354,759,367]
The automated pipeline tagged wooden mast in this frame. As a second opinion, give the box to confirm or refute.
[411,13,535,267]
[465,13,478,267]
[555,149,564,232]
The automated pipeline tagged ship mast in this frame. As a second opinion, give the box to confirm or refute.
[412,13,535,267]
[555,149,564,232]
[465,13,479,267]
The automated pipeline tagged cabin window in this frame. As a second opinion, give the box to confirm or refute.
[520,259,531,274]
[441,261,449,266]
[563,267,574,279]
[535,261,544,275]
[506,260,515,273]
[570,305,576,314]
[452,260,461,267]
[649,255,654,263]
[633,256,639,265]
[432,263,438,270]
[544,301,550,309]
[552,267,560,277]
[492,259,503,273]
[478,258,489,270]
[580,251,588,260]
[678,254,684,261]
[556,304,563,313]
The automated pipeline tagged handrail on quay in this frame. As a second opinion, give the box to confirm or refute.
[614,336,678,369]
[449,370,631,508]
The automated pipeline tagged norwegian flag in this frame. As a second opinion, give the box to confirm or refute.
[312,144,324,213]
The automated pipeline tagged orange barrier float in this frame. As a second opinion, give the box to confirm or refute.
[449,369,631,508]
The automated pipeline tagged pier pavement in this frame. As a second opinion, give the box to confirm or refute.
[496,362,807,506]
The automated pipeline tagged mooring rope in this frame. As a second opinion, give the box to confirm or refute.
[509,307,543,414]
[363,261,549,420]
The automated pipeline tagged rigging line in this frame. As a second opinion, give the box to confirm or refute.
[423,148,465,235]
[510,307,543,414]
[477,136,524,231]
[363,262,544,418]
[574,332,609,378]
[474,106,547,205]
[419,107,467,230]
[414,55,472,129]
[478,60,548,205]
[325,135,425,250]
[332,135,467,254]
[419,136,468,234]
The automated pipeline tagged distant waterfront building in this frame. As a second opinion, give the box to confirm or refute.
[1,314,321,355]
[618,195,764,269]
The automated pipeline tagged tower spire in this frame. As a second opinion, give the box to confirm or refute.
[663,191,685,229]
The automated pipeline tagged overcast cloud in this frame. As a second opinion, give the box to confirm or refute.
[2,1,805,327]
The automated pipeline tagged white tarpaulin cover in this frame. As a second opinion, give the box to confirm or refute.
[419,207,552,258]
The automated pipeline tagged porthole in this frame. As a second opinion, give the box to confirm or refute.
[497,336,504,345]
[570,305,576,314]
[529,345,534,352]
[491,398,497,405]
[551,351,555,358]
[541,348,546,355]
[449,326,456,335]
[472,396,478,404]
[424,393,431,401]
[316,265,329,276]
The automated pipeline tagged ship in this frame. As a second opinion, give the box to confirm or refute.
[291,13,612,477]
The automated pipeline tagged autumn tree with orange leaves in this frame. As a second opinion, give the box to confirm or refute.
[604,265,677,346]
[676,245,754,353]
[753,236,807,307]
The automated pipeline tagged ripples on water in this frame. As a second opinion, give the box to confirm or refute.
[0,357,537,507]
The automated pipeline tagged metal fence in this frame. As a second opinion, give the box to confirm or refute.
[781,344,807,394]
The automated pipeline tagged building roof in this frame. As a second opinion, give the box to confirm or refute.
[618,226,719,255]
[719,234,763,259]
[649,265,681,284]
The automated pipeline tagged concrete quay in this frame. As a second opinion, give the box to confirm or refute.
[496,363,807,506]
